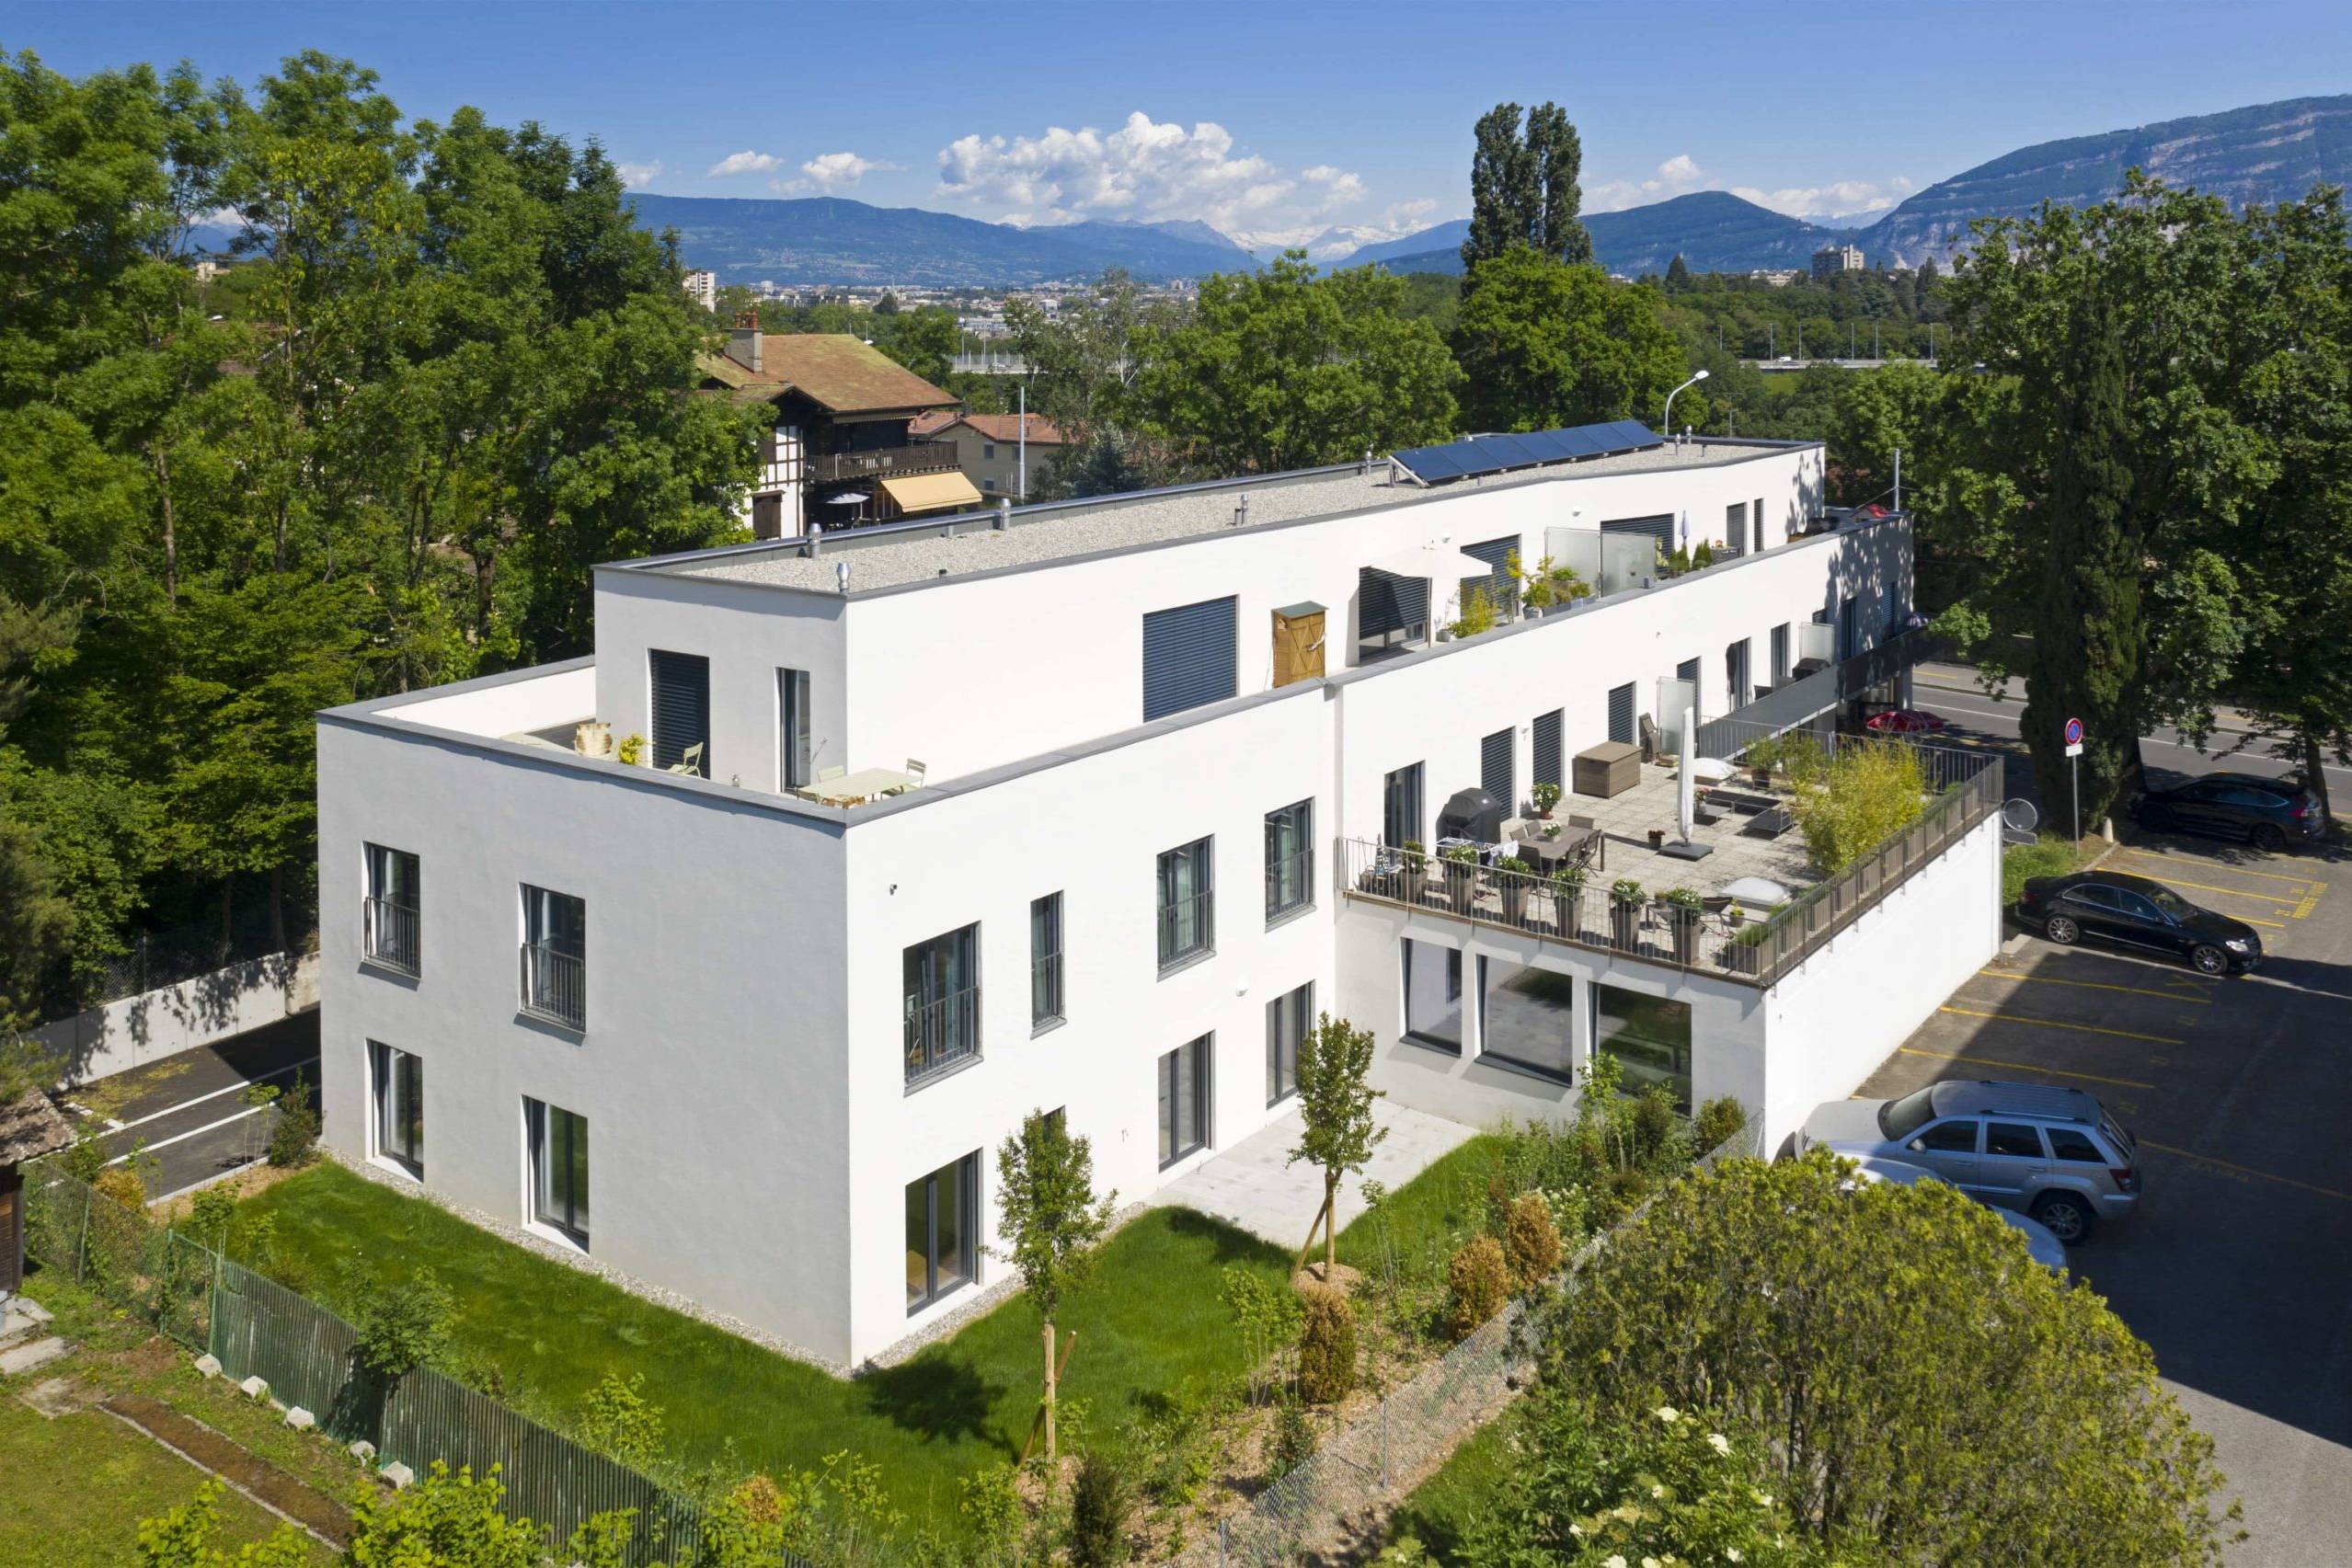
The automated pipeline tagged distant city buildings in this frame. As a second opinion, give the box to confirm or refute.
[682,269,717,311]
[1811,244,1866,279]
[1747,268,1800,288]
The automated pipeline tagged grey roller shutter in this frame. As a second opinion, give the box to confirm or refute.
[1461,535,1519,615]
[1481,727,1514,807]
[1601,514,1674,547]
[1532,709,1564,789]
[1142,595,1238,721]
[1723,502,1748,557]
[1608,682,1636,745]
[1358,567,1428,640]
[648,649,709,775]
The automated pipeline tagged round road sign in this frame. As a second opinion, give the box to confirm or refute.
[2063,716,2084,746]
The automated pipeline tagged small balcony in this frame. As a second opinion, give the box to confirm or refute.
[905,984,981,1084]
[520,941,586,1030]
[361,895,420,976]
[808,442,960,486]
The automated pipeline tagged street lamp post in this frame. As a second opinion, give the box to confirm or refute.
[1663,368,1710,435]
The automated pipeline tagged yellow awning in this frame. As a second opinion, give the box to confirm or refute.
[879,471,983,515]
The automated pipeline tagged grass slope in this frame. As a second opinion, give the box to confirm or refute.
[238,1166,1290,1529]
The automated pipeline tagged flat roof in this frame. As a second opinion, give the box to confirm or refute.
[635,437,1814,596]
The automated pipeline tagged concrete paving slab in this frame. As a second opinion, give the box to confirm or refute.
[1153,1100,1479,1249]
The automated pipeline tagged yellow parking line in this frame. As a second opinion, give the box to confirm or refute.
[2117,851,2324,890]
[2113,872,2306,906]
[2138,1140,2352,1206]
[1935,1004,2184,1047]
[1899,1043,2156,1090]
[1974,969,2209,1004]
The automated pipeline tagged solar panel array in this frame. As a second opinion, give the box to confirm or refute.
[1391,419,1663,486]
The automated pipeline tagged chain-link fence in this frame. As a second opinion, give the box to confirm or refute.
[21,1165,786,1567]
[1177,1120,1768,1566]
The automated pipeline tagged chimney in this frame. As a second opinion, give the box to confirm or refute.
[725,311,763,373]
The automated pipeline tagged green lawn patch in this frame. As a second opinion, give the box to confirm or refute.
[235,1164,1289,1532]
[1382,1412,1514,1560]
[0,1395,333,1566]
[2002,832,2096,905]
[1337,1133,1507,1275]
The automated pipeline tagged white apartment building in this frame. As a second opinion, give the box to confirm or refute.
[317,427,2002,1368]
[682,269,717,311]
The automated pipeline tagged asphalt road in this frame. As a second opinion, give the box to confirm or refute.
[1853,828,2352,1564]
[59,1011,321,1198]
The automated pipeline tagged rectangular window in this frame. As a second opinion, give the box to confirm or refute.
[982,476,996,491]
[1754,496,1764,546]
[1726,638,1751,710]
[1267,982,1313,1105]
[1156,838,1214,969]
[1402,938,1463,1055]
[1357,567,1430,659]
[905,1152,978,1310]
[1607,682,1636,746]
[370,1042,422,1176]
[520,885,586,1029]
[1158,1036,1210,1165]
[1264,800,1314,921]
[1481,727,1515,808]
[362,843,420,975]
[1532,710,1564,791]
[1477,958,1577,1082]
[1771,624,1791,685]
[777,668,811,790]
[1383,763,1424,849]
[904,924,981,1082]
[1142,596,1239,722]
[982,442,996,460]
[1723,501,1748,557]
[1985,1122,2046,1160]
[1030,894,1064,1027]
[1593,984,1692,1114]
[527,1098,589,1243]
[648,648,710,775]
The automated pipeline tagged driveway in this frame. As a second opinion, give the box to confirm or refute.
[56,1012,321,1199]
[1853,831,2352,1565]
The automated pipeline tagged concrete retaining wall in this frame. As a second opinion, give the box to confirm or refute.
[33,951,320,1086]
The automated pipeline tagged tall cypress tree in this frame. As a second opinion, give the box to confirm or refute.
[1527,102,1591,266]
[1461,101,1590,278]
[2022,296,2142,834]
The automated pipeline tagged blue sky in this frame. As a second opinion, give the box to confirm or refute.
[8,1,2349,245]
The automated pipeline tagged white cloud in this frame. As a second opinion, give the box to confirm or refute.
[772,152,896,195]
[614,160,664,189]
[706,150,784,177]
[1586,154,1710,212]
[1381,198,1439,229]
[1728,176,1916,219]
[935,111,1370,234]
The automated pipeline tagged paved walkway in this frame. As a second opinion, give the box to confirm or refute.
[1154,1101,1480,1250]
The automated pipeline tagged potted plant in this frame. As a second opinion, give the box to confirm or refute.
[1658,887,1705,965]
[1746,734,1777,788]
[1692,540,1716,569]
[1530,781,1563,819]
[1495,855,1534,922]
[1551,866,1588,935]
[1398,840,1429,902]
[617,732,648,766]
[1609,878,1646,947]
[1440,843,1481,913]
[1646,827,1667,851]
[1726,918,1772,977]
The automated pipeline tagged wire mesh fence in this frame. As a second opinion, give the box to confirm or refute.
[20,1165,751,1567]
[1176,1119,1768,1567]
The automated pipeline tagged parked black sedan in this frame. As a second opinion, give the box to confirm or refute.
[2016,871,2262,975]
[2129,773,2325,852]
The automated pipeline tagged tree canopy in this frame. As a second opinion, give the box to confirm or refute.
[1463,101,1591,273]
[1451,248,1692,434]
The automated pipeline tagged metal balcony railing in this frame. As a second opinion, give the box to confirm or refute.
[1030,953,1064,1026]
[1265,848,1315,921]
[520,941,586,1030]
[1338,749,2001,989]
[362,895,420,975]
[808,442,960,486]
[1157,889,1215,970]
[905,985,981,1082]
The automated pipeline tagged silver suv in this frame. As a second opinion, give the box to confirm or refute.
[1795,1080,2140,1242]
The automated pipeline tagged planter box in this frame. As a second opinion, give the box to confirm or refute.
[1573,742,1642,799]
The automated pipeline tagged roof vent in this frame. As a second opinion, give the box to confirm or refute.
[835,560,851,595]
[995,497,1012,531]
[1232,494,1250,529]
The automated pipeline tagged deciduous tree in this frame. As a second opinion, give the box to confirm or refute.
[1462,102,1590,275]
[1451,249,1690,434]
[1286,1012,1386,1280]
[992,1107,1116,1460]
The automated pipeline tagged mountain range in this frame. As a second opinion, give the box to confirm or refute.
[624,95,2352,288]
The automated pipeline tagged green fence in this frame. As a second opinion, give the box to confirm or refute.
[21,1166,724,1565]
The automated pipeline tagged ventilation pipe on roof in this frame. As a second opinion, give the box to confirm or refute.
[1360,446,1373,475]
[995,496,1013,531]
[836,560,851,595]
[1233,494,1250,529]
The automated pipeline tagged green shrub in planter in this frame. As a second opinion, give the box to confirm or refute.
[1530,781,1563,817]
[1610,878,1646,906]
[1297,1288,1358,1404]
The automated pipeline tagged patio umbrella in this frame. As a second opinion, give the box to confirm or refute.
[1866,709,1948,735]
[1690,756,1738,783]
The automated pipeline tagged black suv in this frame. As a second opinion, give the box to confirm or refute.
[2016,870,2261,975]
[2130,773,2325,852]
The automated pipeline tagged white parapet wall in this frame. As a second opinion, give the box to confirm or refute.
[34,951,320,1086]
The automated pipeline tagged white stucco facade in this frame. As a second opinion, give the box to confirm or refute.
[316,436,1995,1366]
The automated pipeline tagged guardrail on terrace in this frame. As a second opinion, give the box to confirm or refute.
[1340,735,2002,989]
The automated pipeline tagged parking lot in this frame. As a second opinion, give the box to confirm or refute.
[1857,830,2352,1565]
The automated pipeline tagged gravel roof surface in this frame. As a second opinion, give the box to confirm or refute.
[660,441,1798,594]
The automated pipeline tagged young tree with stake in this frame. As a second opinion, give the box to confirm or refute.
[992,1109,1117,1462]
[1288,1013,1387,1281]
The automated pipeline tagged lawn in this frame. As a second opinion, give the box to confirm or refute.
[1337,1134,1507,1276]
[235,1164,1294,1531]
[1382,1413,1514,1560]
[0,1395,334,1566]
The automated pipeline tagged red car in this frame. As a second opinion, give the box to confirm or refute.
[1865,708,1948,735]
